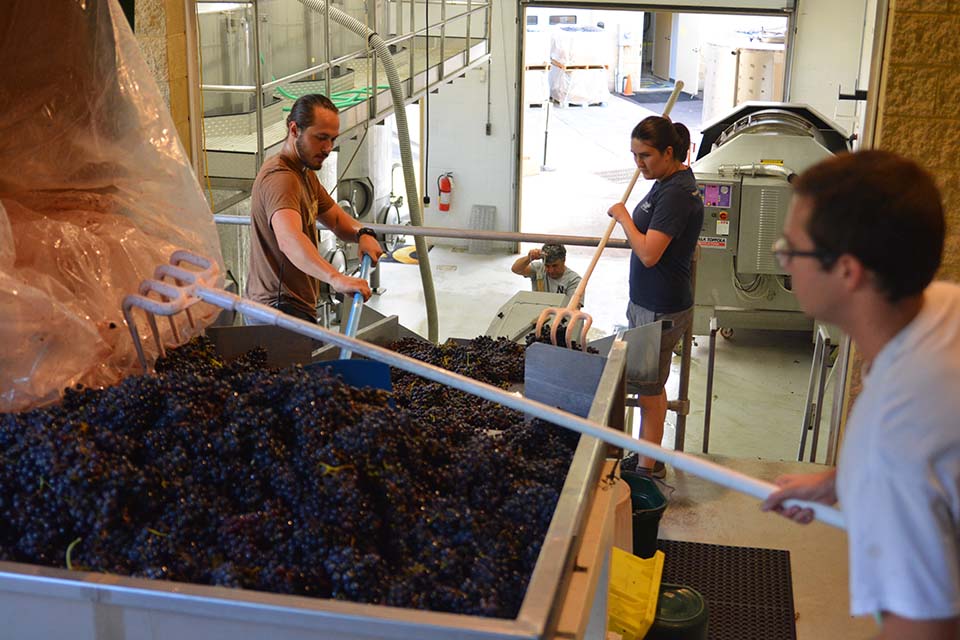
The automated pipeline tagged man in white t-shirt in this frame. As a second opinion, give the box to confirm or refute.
[761,150,960,639]
[511,243,583,308]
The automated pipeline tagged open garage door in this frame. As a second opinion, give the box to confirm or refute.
[525,0,794,11]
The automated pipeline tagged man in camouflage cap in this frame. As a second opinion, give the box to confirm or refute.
[511,243,583,307]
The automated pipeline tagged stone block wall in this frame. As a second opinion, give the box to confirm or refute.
[877,0,960,280]
[135,0,191,155]
[841,0,959,441]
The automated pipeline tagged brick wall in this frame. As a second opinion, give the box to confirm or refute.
[135,0,191,155]
[877,0,960,280]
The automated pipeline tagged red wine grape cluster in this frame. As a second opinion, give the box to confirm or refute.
[0,334,579,619]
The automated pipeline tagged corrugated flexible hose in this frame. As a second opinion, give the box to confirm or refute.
[295,0,439,343]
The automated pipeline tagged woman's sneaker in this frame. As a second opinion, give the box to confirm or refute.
[622,454,667,479]
[638,461,667,479]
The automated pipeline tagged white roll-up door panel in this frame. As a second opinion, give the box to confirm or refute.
[523,1,794,13]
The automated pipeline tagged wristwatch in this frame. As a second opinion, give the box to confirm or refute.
[356,227,377,242]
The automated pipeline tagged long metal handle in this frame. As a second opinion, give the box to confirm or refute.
[339,254,372,359]
[567,168,642,310]
[568,81,686,311]
[125,252,845,531]
[213,215,634,251]
[179,284,844,530]
[662,80,684,117]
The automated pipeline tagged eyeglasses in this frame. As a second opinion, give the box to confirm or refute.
[771,236,837,270]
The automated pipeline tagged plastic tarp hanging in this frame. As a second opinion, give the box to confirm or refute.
[550,26,613,67]
[0,0,224,412]
[549,67,610,107]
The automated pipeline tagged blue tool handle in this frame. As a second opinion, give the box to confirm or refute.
[339,254,373,358]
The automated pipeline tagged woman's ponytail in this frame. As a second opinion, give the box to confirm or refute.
[632,115,689,162]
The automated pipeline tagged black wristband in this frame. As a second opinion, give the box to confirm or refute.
[356,227,376,242]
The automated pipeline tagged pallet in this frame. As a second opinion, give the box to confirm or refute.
[550,59,609,72]
[552,99,608,109]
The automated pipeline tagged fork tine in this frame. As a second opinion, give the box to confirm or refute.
[536,307,558,338]
[555,309,572,346]
[121,302,149,372]
[579,314,593,351]
[146,312,165,360]
[166,316,180,343]
[566,312,576,348]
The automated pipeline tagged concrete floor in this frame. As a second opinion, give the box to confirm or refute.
[659,456,875,639]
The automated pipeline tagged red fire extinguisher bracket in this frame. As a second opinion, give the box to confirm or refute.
[438,172,454,212]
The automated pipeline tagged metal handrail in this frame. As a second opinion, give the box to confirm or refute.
[199,4,491,96]
[213,214,633,250]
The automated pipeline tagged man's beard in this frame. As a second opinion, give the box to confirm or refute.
[296,135,324,171]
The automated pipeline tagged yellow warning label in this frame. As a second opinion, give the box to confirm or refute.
[761,159,784,165]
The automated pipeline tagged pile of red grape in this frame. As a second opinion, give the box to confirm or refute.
[0,334,579,619]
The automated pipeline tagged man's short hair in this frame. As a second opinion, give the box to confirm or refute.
[286,94,339,130]
[541,243,566,264]
[793,150,944,302]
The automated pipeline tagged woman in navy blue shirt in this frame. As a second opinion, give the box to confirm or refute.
[608,116,704,477]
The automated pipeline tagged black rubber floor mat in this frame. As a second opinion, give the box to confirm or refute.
[623,91,701,104]
[656,539,797,640]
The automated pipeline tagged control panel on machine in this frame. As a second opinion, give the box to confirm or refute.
[697,181,739,251]
[700,182,732,208]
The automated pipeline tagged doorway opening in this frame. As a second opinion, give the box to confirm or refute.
[519,7,789,231]
[518,7,788,337]
[517,5,802,461]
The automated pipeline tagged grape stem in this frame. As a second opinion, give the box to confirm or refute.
[65,537,82,570]
[317,461,355,476]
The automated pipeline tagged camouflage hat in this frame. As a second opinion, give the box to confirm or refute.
[541,243,566,264]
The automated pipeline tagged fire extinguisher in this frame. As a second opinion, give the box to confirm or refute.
[437,172,453,212]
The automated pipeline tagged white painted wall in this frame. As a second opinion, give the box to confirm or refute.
[669,15,679,80]
[853,0,878,146]
[788,0,870,135]
[422,0,519,242]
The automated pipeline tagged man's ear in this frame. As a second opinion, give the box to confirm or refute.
[835,253,868,292]
[289,121,299,137]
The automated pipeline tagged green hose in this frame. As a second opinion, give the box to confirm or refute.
[263,51,388,108]
[278,84,391,109]
[275,85,300,101]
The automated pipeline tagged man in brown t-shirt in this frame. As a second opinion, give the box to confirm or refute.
[246,94,383,322]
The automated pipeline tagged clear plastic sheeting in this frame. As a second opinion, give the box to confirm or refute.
[549,67,609,107]
[550,26,613,68]
[524,29,553,67]
[0,0,224,412]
